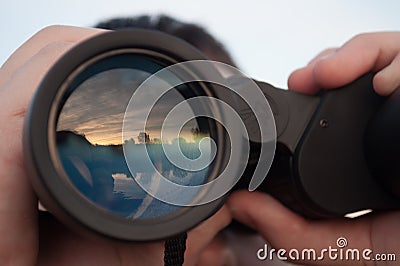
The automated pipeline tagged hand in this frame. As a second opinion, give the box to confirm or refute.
[228,191,400,265]
[0,25,233,266]
[228,32,400,266]
[288,32,400,96]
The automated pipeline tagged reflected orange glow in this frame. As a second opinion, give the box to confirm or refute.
[84,130,201,146]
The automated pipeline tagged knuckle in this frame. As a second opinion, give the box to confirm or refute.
[35,25,65,37]
[349,32,378,44]
[38,41,73,55]
[351,33,368,42]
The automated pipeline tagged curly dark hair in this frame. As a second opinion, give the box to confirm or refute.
[95,14,237,67]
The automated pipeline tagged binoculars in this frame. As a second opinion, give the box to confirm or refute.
[24,29,400,241]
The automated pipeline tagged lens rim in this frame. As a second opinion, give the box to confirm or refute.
[24,29,230,241]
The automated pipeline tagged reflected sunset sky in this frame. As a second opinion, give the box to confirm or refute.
[57,68,203,145]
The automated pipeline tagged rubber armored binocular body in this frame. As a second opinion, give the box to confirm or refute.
[24,29,400,242]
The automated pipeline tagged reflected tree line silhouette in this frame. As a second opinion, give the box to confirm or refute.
[56,129,209,218]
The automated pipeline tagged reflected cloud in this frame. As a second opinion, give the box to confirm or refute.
[57,68,202,145]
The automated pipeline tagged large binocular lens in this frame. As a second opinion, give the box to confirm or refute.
[56,54,216,219]
[24,30,276,241]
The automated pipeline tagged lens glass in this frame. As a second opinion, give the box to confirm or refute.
[56,53,213,219]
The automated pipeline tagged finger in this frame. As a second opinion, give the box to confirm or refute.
[185,205,232,265]
[0,25,105,87]
[0,156,37,265]
[288,32,400,94]
[373,51,400,95]
[227,191,372,266]
[195,235,237,266]
[307,48,338,66]
[0,41,76,117]
[288,65,322,95]
[0,41,75,265]
[288,48,337,95]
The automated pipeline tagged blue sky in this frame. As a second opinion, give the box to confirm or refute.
[1,0,399,88]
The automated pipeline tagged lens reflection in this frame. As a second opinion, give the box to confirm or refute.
[56,57,213,219]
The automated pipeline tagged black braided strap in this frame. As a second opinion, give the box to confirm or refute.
[164,232,188,266]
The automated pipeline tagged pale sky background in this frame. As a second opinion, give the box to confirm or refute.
[1,0,399,88]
